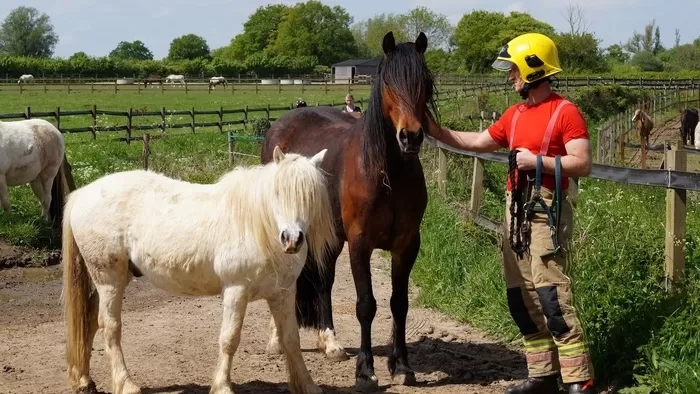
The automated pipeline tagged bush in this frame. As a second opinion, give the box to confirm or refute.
[572,85,652,123]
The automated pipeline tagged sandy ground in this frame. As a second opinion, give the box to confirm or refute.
[0,245,533,394]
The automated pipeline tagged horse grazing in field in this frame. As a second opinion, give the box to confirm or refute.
[143,74,163,88]
[61,146,335,394]
[0,119,65,221]
[261,31,438,392]
[165,74,185,87]
[209,76,227,90]
[632,108,654,148]
[681,107,699,146]
[17,74,34,84]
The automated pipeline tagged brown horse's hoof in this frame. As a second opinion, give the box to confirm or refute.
[354,375,379,392]
[76,381,98,394]
[391,371,416,386]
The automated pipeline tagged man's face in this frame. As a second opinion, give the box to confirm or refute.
[346,97,354,106]
[508,65,525,92]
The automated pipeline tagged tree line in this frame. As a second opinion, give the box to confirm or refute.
[1,3,699,78]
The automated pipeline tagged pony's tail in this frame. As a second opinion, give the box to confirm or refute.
[61,194,95,387]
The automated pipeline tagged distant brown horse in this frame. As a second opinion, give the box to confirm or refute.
[261,31,438,392]
[144,74,162,88]
[632,108,654,148]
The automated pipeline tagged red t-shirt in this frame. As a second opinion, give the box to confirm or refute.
[487,93,589,191]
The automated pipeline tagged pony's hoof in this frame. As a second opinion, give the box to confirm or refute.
[122,379,142,394]
[391,371,416,386]
[76,381,98,394]
[266,340,283,355]
[325,347,349,362]
[354,375,379,392]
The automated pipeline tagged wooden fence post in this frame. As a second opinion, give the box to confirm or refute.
[437,148,446,195]
[90,104,97,139]
[190,107,195,133]
[469,158,484,218]
[142,133,151,170]
[664,138,687,290]
[228,132,235,166]
[126,107,132,144]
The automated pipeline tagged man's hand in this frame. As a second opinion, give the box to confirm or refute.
[515,148,536,170]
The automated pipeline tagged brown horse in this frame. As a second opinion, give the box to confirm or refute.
[261,31,438,392]
[632,108,654,148]
[144,74,162,88]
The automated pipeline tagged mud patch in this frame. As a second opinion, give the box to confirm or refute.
[0,239,60,269]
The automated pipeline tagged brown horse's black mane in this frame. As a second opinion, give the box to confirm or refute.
[362,33,439,177]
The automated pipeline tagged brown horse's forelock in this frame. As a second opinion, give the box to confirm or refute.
[362,42,439,178]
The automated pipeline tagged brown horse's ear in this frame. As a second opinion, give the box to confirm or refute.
[273,145,285,164]
[383,31,396,54]
[415,32,427,54]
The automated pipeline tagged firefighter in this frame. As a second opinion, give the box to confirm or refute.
[424,32,596,394]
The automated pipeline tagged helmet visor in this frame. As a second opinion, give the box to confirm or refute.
[492,59,513,71]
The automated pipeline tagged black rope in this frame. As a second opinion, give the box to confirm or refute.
[508,150,529,258]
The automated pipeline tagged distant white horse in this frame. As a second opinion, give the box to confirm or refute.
[209,76,227,90]
[165,74,185,87]
[62,146,335,394]
[17,74,34,84]
[0,119,65,220]
[695,122,700,150]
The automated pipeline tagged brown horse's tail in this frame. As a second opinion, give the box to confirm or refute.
[295,257,332,329]
[61,194,95,387]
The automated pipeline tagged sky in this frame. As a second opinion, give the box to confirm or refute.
[1,0,698,60]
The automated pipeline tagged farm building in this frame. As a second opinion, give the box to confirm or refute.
[330,58,380,84]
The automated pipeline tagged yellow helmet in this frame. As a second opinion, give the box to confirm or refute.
[492,33,562,83]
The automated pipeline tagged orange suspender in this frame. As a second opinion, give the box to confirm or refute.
[508,99,572,154]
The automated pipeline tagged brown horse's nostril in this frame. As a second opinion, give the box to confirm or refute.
[399,129,409,146]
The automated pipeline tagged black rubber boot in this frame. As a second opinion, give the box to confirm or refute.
[505,375,560,394]
[568,380,595,394]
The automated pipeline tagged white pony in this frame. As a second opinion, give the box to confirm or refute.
[209,76,227,90]
[0,119,65,220]
[17,74,35,84]
[695,122,700,150]
[61,146,336,394]
[165,74,185,87]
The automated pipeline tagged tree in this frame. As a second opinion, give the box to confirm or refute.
[227,4,289,59]
[167,34,210,60]
[0,6,58,57]
[561,3,590,36]
[269,0,357,66]
[452,10,555,72]
[624,19,663,55]
[402,7,453,50]
[554,32,608,73]
[109,40,153,61]
[351,13,408,58]
[604,44,630,64]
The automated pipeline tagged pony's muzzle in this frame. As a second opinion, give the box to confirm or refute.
[398,128,424,155]
[280,229,305,254]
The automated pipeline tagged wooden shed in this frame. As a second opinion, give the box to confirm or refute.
[330,58,380,84]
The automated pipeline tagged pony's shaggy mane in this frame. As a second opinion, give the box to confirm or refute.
[216,154,337,270]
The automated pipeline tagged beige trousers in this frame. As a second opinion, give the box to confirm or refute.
[502,183,594,383]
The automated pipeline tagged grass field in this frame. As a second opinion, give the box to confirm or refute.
[0,86,377,249]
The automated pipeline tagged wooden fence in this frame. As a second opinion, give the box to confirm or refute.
[597,88,700,167]
[431,118,700,292]
[0,99,374,143]
[4,75,700,95]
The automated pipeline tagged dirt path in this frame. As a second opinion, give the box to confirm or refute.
[0,246,528,394]
[623,117,700,171]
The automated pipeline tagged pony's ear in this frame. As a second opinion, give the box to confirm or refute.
[273,145,285,164]
[415,32,427,54]
[310,149,327,167]
[383,31,396,54]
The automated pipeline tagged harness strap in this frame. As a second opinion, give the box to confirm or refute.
[510,99,571,258]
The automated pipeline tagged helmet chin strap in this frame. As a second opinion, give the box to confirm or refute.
[519,78,548,100]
